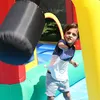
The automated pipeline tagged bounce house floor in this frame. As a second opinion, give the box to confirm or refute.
[55,78,88,100]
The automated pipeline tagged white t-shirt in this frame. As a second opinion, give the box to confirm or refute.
[48,55,69,81]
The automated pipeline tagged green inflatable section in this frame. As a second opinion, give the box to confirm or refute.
[0,50,85,100]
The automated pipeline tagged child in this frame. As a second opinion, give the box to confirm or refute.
[45,23,79,100]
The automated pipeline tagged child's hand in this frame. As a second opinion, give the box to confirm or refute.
[72,62,79,67]
[70,60,79,67]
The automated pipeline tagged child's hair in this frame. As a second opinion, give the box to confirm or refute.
[63,23,79,39]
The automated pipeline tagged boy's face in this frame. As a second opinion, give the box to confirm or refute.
[64,28,78,45]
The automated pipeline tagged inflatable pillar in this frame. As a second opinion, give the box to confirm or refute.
[72,0,100,100]
[0,1,45,84]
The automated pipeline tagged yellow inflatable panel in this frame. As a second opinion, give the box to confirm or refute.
[72,0,100,100]
[25,48,38,71]
[44,12,64,39]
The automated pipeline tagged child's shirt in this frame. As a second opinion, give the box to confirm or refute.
[48,39,75,81]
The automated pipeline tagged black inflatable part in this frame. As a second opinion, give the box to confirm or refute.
[16,0,41,6]
[0,1,45,65]
[30,0,40,5]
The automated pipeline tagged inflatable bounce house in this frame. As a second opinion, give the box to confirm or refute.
[0,0,99,100]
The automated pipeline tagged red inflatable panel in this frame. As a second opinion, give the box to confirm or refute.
[75,40,81,50]
[0,0,15,24]
[65,0,73,24]
[0,61,26,84]
[72,2,77,23]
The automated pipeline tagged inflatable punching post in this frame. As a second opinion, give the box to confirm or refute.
[72,0,100,100]
[0,1,45,84]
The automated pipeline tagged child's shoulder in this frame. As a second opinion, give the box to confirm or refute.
[58,39,65,43]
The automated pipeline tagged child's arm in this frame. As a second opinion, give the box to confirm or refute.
[69,59,78,67]
[58,42,68,50]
